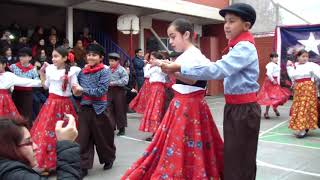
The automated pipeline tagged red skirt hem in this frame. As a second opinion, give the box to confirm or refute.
[257,78,291,108]
[123,90,224,179]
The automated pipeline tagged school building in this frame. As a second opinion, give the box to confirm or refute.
[2,0,274,95]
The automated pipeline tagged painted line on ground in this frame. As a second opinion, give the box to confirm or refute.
[260,132,320,140]
[257,160,320,177]
[259,140,320,150]
[259,120,288,137]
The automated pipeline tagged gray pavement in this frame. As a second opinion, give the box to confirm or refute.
[81,96,320,180]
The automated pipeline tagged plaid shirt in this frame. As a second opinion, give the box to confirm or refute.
[78,67,110,114]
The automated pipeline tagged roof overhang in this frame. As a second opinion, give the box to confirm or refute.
[12,0,224,25]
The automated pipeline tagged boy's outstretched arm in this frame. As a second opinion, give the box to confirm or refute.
[162,42,257,81]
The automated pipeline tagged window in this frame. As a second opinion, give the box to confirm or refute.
[160,38,174,51]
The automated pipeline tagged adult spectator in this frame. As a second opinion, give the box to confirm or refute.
[0,114,80,179]
[73,39,86,68]
[132,48,145,91]
[30,26,44,46]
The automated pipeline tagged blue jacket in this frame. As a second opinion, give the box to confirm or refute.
[132,56,144,78]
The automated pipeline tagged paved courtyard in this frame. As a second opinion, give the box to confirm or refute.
[82,96,320,180]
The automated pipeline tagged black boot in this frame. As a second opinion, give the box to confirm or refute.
[117,127,125,136]
[103,161,113,170]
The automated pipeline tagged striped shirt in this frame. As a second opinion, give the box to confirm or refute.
[77,67,111,115]
[110,65,129,87]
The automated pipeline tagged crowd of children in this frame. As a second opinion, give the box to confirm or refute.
[0,2,319,180]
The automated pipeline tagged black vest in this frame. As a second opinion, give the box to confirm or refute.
[176,79,207,88]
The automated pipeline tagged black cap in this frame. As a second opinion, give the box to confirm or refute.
[18,47,32,57]
[86,43,105,56]
[108,52,120,60]
[219,3,256,28]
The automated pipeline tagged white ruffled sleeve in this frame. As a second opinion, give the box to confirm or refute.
[10,72,42,87]
[266,63,275,81]
[310,62,320,79]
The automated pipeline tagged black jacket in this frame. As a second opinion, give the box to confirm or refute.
[0,141,80,180]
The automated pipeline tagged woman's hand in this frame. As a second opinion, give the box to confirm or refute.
[55,114,78,142]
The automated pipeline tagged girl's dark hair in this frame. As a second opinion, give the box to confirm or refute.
[160,51,169,60]
[150,51,164,60]
[270,52,278,58]
[0,117,30,166]
[296,49,308,58]
[169,18,194,40]
[54,46,71,91]
[0,56,7,64]
[1,46,11,56]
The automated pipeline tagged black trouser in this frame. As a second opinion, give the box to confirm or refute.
[108,86,127,129]
[136,76,144,91]
[12,90,33,126]
[223,103,261,180]
[79,106,116,169]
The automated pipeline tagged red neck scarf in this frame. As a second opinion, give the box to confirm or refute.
[15,62,34,72]
[110,63,119,73]
[223,31,255,54]
[83,63,105,74]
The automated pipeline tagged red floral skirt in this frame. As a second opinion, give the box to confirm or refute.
[129,78,151,114]
[0,89,21,118]
[257,77,291,108]
[30,93,77,171]
[122,90,224,180]
[139,82,166,133]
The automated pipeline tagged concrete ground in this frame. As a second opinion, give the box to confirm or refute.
[81,96,320,180]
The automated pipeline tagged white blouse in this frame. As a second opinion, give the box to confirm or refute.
[287,62,320,80]
[144,64,151,78]
[149,66,167,83]
[0,72,42,89]
[266,62,280,81]
[45,65,81,97]
[173,45,209,94]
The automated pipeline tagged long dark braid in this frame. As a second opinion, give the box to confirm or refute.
[54,46,71,92]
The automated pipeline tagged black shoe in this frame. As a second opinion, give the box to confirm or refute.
[81,169,88,178]
[274,109,280,116]
[295,130,307,138]
[117,128,125,136]
[145,136,153,141]
[103,162,113,170]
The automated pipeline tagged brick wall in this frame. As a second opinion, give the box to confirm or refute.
[255,36,275,85]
